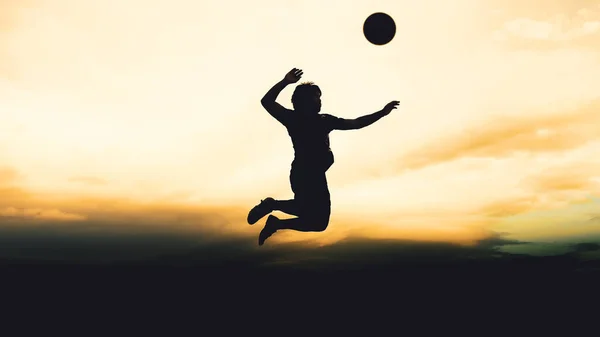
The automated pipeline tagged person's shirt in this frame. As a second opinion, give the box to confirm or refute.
[282,112,343,171]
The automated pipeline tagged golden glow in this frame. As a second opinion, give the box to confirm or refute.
[1,0,600,246]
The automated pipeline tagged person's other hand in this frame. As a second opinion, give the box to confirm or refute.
[382,100,400,115]
[283,68,303,84]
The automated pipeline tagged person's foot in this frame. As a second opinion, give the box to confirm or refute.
[247,197,275,225]
[258,215,278,246]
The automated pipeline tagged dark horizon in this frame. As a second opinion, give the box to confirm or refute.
[1,231,599,274]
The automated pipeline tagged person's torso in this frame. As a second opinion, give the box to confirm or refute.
[286,114,334,170]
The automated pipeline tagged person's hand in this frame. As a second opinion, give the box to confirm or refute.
[382,101,400,115]
[283,68,303,84]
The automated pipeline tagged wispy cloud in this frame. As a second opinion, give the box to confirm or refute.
[68,176,108,186]
[522,162,600,193]
[0,207,86,221]
[474,231,531,249]
[495,17,600,42]
[0,166,19,185]
[479,196,540,218]
[489,2,600,49]
[486,0,600,20]
[394,100,600,171]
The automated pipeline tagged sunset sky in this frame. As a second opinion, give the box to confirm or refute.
[1,0,599,262]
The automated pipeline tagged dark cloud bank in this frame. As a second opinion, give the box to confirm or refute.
[4,227,598,324]
[1,226,598,276]
[1,173,598,314]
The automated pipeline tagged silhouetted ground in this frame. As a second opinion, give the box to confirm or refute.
[2,238,598,332]
[3,245,599,293]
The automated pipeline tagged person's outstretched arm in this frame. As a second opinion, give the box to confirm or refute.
[260,68,303,125]
[331,101,400,130]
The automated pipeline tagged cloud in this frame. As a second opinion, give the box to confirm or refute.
[485,1,600,22]
[479,196,540,218]
[522,163,600,192]
[0,166,19,185]
[0,167,32,207]
[394,100,600,171]
[0,186,30,206]
[0,172,535,265]
[477,174,598,220]
[68,176,108,186]
[148,234,599,275]
[0,195,251,262]
[0,0,35,79]
[570,242,600,253]
[489,3,600,49]
[471,162,593,217]
[0,207,86,221]
[0,168,255,262]
[475,232,531,250]
[497,17,600,42]
[0,180,597,273]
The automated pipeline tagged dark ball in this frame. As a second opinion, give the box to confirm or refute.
[363,12,396,46]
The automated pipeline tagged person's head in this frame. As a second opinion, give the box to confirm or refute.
[291,82,321,114]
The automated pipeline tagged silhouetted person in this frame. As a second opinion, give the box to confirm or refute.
[248,68,399,245]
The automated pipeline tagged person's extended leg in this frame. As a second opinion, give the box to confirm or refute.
[247,198,301,225]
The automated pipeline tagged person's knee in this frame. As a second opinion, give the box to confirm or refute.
[312,218,329,232]
[296,197,330,231]
[303,212,330,232]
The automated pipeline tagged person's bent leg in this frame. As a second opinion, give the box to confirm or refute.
[258,168,331,244]
[247,198,302,225]
[247,197,275,225]
[275,214,329,232]
[258,204,330,246]
[271,199,300,216]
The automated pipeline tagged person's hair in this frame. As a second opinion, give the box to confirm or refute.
[291,82,321,111]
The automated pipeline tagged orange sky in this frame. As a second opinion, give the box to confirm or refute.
[1,0,599,248]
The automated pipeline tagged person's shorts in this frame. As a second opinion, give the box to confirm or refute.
[289,162,331,221]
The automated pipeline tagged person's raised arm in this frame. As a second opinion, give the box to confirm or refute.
[260,68,303,124]
[331,101,400,130]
